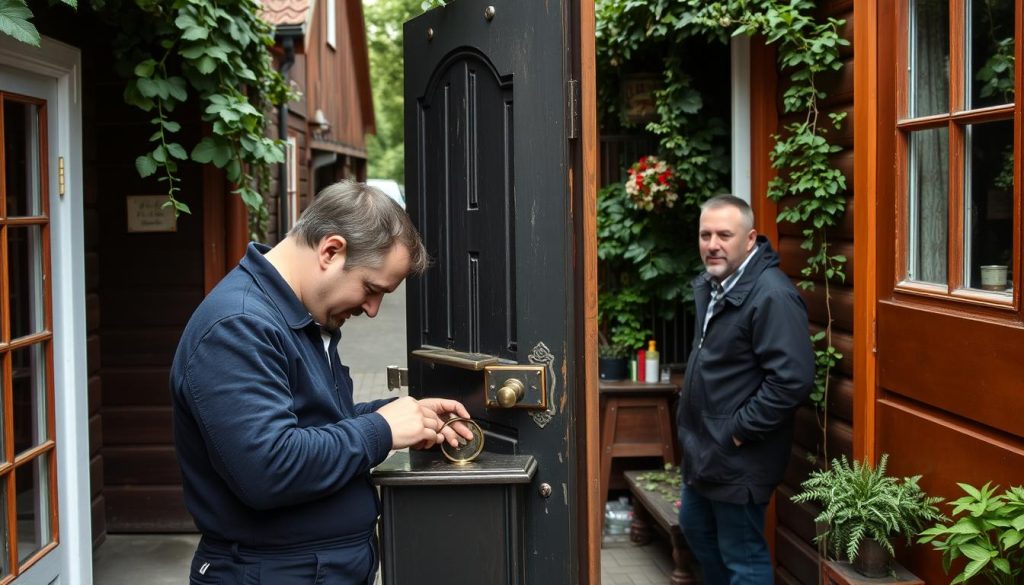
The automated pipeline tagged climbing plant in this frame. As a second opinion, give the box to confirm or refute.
[3,0,294,240]
[597,0,850,464]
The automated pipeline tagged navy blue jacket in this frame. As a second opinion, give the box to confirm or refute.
[170,243,394,547]
[677,236,814,504]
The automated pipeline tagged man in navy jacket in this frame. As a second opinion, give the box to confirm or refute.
[171,181,473,584]
[676,194,814,584]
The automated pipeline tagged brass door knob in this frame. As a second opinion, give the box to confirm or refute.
[496,378,525,408]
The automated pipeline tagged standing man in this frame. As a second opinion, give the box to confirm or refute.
[676,194,814,584]
[171,181,473,584]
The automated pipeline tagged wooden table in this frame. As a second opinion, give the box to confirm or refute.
[599,380,679,505]
[624,470,696,585]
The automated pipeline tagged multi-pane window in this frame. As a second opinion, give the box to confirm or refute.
[900,0,1019,301]
[1,93,59,577]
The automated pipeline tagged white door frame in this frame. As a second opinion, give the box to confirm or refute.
[0,34,91,584]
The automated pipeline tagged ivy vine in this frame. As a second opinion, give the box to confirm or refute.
[4,0,295,240]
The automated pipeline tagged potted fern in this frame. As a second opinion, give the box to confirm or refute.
[793,454,945,578]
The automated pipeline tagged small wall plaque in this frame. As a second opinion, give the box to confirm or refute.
[126,195,177,233]
[621,73,662,124]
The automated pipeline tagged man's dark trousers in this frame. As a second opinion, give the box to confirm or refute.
[189,534,378,585]
[678,484,772,585]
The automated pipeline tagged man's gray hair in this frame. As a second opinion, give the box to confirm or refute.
[290,180,429,275]
[701,194,755,231]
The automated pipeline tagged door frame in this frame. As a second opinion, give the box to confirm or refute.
[574,0,600,582]
[0,34,91,583]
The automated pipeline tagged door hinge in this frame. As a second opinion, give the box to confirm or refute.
[58,156,66,197]
[567,79,580,140]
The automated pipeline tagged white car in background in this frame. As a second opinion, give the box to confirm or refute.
[367,179,406,210]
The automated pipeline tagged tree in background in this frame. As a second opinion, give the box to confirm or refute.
[364,0,421,182]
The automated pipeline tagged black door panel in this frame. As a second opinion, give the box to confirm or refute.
[404,1,579,582]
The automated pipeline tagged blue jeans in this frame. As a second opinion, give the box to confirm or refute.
[678,484,772,585]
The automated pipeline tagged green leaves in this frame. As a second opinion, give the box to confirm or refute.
[597,183,693,352]
[0,0,40,46]
[135,155,158,178]
[920,482,1024,584]
[107,0,295,235]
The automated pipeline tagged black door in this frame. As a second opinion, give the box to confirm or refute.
[404,0,584,582]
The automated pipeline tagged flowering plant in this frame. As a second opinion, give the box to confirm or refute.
[625,156,680,211]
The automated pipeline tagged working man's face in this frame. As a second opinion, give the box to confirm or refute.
[698,205,756,281]
[314,240,411,330]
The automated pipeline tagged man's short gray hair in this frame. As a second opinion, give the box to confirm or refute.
[701,194,755,231]
[290,180,429,275]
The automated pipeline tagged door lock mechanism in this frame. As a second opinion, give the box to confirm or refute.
[495,378,525,408]
[485,365,546,410]
[410,347,547,410]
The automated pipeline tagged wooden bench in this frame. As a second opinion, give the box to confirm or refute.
[624,470,696,585]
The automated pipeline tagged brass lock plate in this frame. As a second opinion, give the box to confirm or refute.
[484,365,547,410]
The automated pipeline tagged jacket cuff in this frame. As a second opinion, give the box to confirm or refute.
[356,412,394,465]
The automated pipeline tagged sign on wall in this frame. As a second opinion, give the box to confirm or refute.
[126,195,177,233]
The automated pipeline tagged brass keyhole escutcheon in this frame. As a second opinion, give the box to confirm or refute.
[496,378,525,408]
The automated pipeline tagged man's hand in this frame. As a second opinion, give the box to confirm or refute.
[376,396,474,450]
[418,398,474,448]
[732,436,743,447]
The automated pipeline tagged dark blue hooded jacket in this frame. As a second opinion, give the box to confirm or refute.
[677,236,815,504]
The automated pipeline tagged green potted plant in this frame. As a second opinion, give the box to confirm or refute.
[793,454,945,578]
[597,278,650,380]
[919,482,1024,584]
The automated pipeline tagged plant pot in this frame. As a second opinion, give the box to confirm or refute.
[853,538,891,578]
[980,264,1008,291]
[598,357,628,381]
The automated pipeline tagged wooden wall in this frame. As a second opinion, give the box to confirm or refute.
[871,0,1024,580]
[753,1,856,583]
[305,0,374,151]
[92,66,204,532]
[33,10,205,540]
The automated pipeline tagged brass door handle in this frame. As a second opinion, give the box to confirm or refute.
[495,378,525,408]
[485,365,546,410]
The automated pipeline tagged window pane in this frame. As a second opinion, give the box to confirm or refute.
[16,454,52,565]
[8,225,46,340]
[965,120,1014,292]
[907,127,950,284]
[968,0,1015,108]
[12,343,48,455]
[910,0,950,117]
[3,100,43,218]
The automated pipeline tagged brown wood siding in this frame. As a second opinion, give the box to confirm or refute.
[305,0,373,151]
[755,2,857,582]
[867,0,1024,579]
